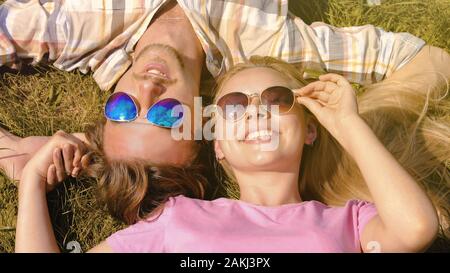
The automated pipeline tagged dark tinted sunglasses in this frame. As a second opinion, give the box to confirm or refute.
[216,86,299,121]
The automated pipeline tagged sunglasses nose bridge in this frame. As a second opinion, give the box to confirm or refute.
[248,93,261,106]
[245,93,270,121]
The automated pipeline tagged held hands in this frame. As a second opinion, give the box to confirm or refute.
[21,130,90,192]
[295,73,362,150]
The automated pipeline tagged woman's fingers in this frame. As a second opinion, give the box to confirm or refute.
[71,167,80,178]
[72,142,86,168]
[297,96,323,117]
[296,81,325,95]
[54,130,86,168]
[70,151,90,177]
[62,144,74,175]
[308,91,330,103]
[80,153,91,169]
[53,148,66,182]
[319,73,351,87]
[295,80,338,96]
[295,84,331,104]
[46,164,57,191]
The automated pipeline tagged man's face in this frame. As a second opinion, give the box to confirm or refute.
[103,44,200,166]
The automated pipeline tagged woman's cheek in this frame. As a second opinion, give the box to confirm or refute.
[280,116,306,147]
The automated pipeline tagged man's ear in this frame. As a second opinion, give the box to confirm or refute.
[214,141,225,160]
[305,119,317,145]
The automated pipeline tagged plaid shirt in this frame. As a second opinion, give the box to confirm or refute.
[0,0,425,90]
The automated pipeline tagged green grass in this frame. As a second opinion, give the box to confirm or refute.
[1,0,449,252]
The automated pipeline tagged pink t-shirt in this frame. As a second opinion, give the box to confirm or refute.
[106,195,378,253]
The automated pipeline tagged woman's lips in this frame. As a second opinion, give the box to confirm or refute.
[243,130,280,144]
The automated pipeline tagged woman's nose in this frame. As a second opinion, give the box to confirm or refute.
[246,96,269,120]
[136,82,165,116]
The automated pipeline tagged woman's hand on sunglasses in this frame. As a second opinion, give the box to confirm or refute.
[20,130,89,192]
[295,73,361,146]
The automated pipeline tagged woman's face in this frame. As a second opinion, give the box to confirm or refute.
[214,67,316,173]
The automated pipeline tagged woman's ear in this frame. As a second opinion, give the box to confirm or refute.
[304,119,317,145]
[214,141,225,160]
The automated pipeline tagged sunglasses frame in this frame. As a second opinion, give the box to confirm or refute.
[215,86,300,122]
[104,92,184,129]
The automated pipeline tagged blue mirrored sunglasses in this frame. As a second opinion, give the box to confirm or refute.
[104,92,184,128]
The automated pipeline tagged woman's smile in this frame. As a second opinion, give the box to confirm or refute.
[242,129,280,144]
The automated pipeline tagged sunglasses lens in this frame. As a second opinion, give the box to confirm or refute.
[217,92,249,121]
[147,98,184,128]
[105,92,138,121]
[261,86,294,113]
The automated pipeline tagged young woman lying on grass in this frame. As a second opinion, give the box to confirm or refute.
[14,57,449,252]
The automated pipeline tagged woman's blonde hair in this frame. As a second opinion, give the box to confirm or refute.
[212,56,450,245]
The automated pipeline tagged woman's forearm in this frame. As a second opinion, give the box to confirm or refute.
[0,132,86,181]
[341,116,439,250]
[15,171,60,253]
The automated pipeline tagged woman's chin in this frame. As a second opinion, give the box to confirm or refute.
[238,152,287,170]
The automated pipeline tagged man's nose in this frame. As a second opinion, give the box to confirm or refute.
[136,82,165,116]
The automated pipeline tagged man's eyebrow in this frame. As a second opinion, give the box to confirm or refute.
[133,44,185,68]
